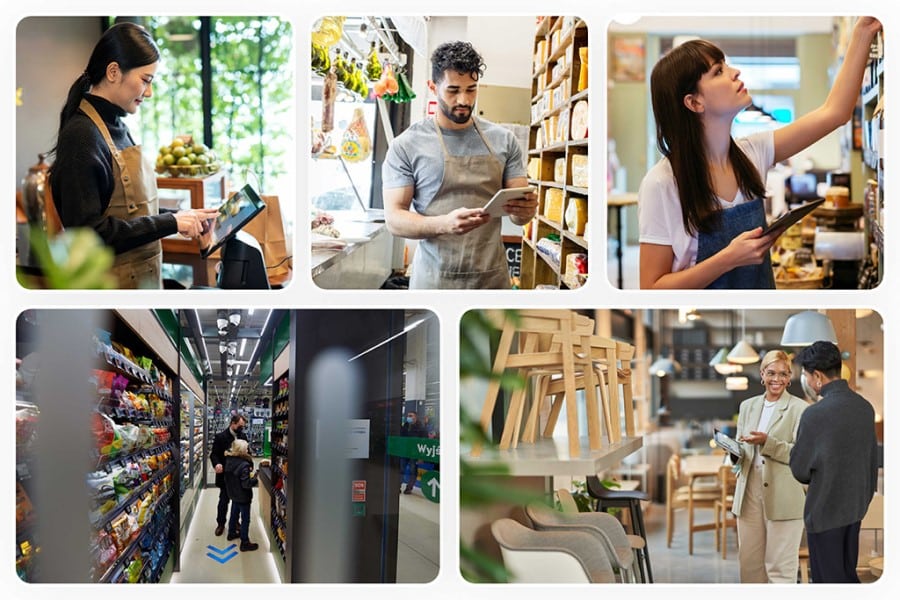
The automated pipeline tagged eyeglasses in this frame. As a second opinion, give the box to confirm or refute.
[763,370,791,380]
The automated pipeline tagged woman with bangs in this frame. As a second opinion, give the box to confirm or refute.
[637,17,881,289]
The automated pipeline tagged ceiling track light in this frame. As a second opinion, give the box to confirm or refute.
[229,310,241,327]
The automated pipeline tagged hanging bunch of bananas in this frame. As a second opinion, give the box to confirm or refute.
[311,43,332,76]
[365,43,382,81]
[330,51,368,99]
[311,16,345,49]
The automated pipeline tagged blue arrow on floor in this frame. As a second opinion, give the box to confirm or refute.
[206,544,238,564]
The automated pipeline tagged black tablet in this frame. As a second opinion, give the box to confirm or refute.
[200,184,267,259]
[762,198,825,236]
[713,429,743,457]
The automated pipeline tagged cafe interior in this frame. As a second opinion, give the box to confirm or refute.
[460,307,884,584]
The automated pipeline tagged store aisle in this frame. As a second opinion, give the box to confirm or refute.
[168,486,280,584]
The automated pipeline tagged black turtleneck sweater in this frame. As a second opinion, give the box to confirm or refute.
[50,94,177,254]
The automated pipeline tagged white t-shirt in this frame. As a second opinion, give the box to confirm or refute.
[753,399,779,468]
[638,130,775,273]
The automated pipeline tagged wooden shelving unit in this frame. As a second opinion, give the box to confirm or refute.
[860,29,884,288]
[520,16,589,289]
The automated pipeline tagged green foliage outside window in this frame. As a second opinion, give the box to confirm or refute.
[124,16,294,195]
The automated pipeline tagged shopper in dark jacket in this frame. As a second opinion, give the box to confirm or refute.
[399,410,426,494]
[223,438,259,551]
[210,414,247,536]
[790,341,880,583]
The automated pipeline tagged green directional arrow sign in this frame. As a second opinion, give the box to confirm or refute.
[420,470,440,503]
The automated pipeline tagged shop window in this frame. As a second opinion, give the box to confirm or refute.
[115,16,295,209]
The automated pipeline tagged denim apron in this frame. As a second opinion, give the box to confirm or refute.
[80,99,162,289]
[408,119,509,289]
[695,197,775,289]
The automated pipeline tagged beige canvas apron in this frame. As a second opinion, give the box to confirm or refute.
[80,99,162,289]
[409,119,510,289]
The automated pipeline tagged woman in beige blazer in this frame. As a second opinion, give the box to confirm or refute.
[731,350,808,583]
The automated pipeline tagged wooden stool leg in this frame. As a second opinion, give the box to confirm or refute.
[473,319,515,456]
[621,372,636,437]
[558,328,581,457]
[543,391,564,437]
[580,339,602,450]
[500,378,527,450]
[604,348,622,443]
[595,367,613,442]
[521,374,546,443]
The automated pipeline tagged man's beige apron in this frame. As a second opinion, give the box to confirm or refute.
[409,118,510,289]
[80,99,162,289]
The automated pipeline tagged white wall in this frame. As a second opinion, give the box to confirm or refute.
[609,15,833,35]
[407,16,535,122]
[16,17,102,188]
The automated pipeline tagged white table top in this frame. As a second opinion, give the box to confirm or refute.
[464,436,643,477]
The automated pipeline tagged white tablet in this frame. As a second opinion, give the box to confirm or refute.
[481,186,535,218]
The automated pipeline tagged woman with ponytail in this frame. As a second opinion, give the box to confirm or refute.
[49,22,217,288]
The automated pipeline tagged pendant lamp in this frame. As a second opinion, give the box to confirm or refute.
[725,376,749,391]
[780,310,838,347]
[727,310,759,364]
[651,310,682,377]
[709,347,743,374]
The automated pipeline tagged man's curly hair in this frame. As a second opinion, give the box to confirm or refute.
[431,41,486,83]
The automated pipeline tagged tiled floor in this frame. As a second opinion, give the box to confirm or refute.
[167,483,439,584]
[167,486,281,584]
[397,488,440,583]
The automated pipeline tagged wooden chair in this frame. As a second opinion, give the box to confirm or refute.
[477,310,599,457]
[713,463,738,558]
[859,493,884,577]
[798,549,810,582]
[513,314,601,450]
[665,455,719,550]
[525,336,636,446]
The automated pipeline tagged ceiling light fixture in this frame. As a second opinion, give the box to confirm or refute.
[709,347,743,375]
[726,376,749,391]
[229,311,241,327]
[727,310,760,364]
[780,310,838,347]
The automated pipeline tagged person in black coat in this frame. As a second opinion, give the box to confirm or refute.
[223,438,259,551]
[209,414,247,536]
[790,341,880,583]
[399,410,426,494]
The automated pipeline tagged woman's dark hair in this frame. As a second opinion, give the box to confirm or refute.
[650,39,766,235]
[795,341,843,378]
[51,22,159,155]
[431,41,485,83]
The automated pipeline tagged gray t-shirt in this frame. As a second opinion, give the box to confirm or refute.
[382,117,527,214]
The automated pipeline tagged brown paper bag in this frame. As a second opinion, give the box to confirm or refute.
[242,194,292,286]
